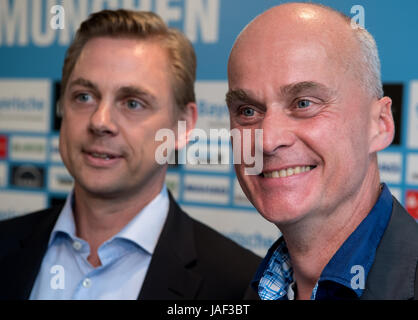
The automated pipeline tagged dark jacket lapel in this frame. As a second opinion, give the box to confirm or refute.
[138,192,202,299]
[362,197,418,300]
[0,207,61,299]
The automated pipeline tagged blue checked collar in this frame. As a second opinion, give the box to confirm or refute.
[253,183,393,300]
[258,238,294,300]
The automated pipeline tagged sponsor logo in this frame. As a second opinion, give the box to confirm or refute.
[156,121,263,175]
[183,175,229,204]
[183,206,279,256]
[406,154,418,185]
[406,190,418,219]
[165,172,180,199]
[0,191,46,220]
[0,0,220,46]
[0,135,7,159]
[48,166,73,193]
[382,83,403,146]
[194,81,230,133]
[0,162,7,187]
[233,179,253,207]
[0,79,51,133]
[49,136,62,163]
[377,152,402,183]
[11,164,44,189]
[184,141,230,172]
[10,135,47,161]
[407,81,418,148]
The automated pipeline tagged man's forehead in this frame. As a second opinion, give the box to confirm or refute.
[229,4,354,64]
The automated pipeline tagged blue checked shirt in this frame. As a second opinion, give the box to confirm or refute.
[253,183,394,300]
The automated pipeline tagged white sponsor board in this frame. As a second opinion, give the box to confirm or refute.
[48,166,74,193]
[233,178,253,207]
[184,141,231,172]
[377,152,402,184]
[0,190,46,220]
[49,136,62,163]
[183,205,279,257]
[0,162,7,187]
[408,81,418,148]
[388,187,402,203]
[0,79,51,133]
[195,81,230,134]
[165,172,180,199]
[406,154,418,185]
[10,135,47,162]
[183,174,229,204]
[0,0,220,46]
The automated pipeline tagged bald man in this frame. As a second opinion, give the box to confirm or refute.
[226,3,418,300]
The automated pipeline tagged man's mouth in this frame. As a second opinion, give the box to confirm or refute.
[83,148,122,161]
[261,165,316,178]
[89,152,117,160]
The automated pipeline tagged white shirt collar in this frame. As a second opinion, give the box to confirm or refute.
[49,185,170,255]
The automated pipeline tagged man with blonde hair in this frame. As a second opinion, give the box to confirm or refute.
[0,9,260,300]
[227,3,418,300]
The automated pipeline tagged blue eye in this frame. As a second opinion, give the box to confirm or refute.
[297,100,312,108]
[241,107,255,117]
[126,99,143,110]
[76,93,92,103]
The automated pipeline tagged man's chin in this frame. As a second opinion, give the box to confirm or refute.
[253,199,310,227]
[75,183,127,200]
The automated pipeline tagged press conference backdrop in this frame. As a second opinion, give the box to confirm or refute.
[0,0,417,257]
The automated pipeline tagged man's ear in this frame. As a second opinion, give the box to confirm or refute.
[369,96,395,153]
[175,102,198,150]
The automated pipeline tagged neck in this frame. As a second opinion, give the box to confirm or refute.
[72,180,164,267]
[278,165,382,300]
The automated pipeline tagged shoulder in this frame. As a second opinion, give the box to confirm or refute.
[378,197,418,254]
[364,197,418,299]
[0,207,60,249]
[191,216,261,265]
[184,210,262,297]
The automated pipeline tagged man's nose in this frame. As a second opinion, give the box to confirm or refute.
[261,110,297,155]
[88,101,118,136]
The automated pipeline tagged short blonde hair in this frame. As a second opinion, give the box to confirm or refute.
[59,9,196,112]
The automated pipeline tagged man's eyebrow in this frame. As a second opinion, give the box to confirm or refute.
[226,82,335,106]
[225,89,258,107]
[280,81,336,97]
[116,86,157,103]
[68,78,99,92]
[68,79,157,103]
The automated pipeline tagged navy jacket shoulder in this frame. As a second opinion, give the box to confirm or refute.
[0,194,261,300]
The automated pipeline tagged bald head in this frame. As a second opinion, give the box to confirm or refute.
[228,3,382,99]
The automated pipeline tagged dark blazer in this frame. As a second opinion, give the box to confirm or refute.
[361,198,418,299]
[0,192,261,300]
[245,197,418,300]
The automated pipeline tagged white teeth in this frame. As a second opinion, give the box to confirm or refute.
[263,166,314,178]
[91,152,111,160]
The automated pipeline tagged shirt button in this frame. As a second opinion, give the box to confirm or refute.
[82,278,92,288]
[72,241,82,251]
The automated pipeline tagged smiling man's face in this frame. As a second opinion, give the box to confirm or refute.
[59,37,180,199]
[227,6,381,225]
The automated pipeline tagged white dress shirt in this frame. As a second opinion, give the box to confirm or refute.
[30,185,169,300]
